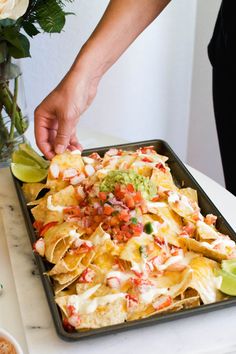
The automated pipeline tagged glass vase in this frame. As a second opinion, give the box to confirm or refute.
[0,60,29,167]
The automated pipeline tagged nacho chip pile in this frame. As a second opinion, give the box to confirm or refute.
[24,146,236,331]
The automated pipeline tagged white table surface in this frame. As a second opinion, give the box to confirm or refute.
[1,126,236,354]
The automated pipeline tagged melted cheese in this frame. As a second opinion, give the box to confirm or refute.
[47,195,65,212]
[68,284,126,314]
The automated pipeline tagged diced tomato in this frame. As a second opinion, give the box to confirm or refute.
[98,191,107,201]
[64,206,81,217]
[118,210,130,222]
[110,215,119,226]
[127,183,135,193]
[63,318,75,332]
[114,185,125,199]
[123,230,133,240]
[133,191,142,203]
[141,157,153,163]
[126,294,138,308]
[33,220,43,233]
[74,243,94,254]
[114,257,126,272]
[94,215,103,223]
[140,146,155,154]
[151,196,160,202]
[103,204,114,216]
[125,195,135,209]
[131,270,143,278]
[131,277,152,286]
[40,221,58,237]
[153,295,172,311]
[155,163,166,172]
[67,305,76,317]
[130,222,143,236]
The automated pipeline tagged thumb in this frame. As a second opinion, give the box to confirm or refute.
[54,115,74,154]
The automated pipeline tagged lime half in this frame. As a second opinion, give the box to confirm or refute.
[12,150,40,167]
[19,143,49,169]
[11,163,48,183]
[222,259,236,276]
[217,269,236,296]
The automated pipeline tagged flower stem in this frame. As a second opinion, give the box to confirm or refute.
[0,108,9,153]
[9,77,18,139]
[0,81,26,135]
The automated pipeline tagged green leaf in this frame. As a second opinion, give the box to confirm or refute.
[0,42,7,63]
[0,19,16,28]
[36,0,66,33]
[2,27,30,59]
[22,22,40,37]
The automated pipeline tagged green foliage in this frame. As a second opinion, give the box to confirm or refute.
[1,27,30,59]
[0,0,75,62]
[37,0,66,33]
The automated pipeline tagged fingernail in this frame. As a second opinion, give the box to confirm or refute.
[55,144,65,154]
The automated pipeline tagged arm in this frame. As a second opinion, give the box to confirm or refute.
[35,0,171,158]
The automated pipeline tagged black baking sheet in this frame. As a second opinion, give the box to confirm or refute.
[13,139,236,341]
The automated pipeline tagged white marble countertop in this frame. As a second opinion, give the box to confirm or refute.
[1,127,236,354]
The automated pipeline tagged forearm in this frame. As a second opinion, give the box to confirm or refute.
[71,0,171,81]
[35,0,171,157]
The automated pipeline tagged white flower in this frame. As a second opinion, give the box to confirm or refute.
[0,0,29,20]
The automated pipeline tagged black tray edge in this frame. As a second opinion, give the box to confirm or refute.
[12,138,236,341]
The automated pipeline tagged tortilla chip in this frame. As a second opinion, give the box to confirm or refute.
[44,222,78,263]
[120,233,154,264]
[22,182,47,202]
[78,298,127,329]
[157,268,193,298]
[47,151,84,190]
[189,256,225,304]
[54,275,81,295]
[50,185,78,209]
[48,253,85,275]
[53,266,86,285]
[196,220,219,241]
[179,236,228,262]
[146,204,182,247]
[179,188,198,204]
[31,197,48,222]
[150,167,177,191]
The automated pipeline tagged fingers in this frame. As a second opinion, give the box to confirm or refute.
[54,114,77,154]
[34,107,57,160]
[69,134,83,151]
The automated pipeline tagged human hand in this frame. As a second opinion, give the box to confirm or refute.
[34,67,99,159]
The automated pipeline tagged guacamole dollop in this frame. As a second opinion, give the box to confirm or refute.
[100,170,156,200]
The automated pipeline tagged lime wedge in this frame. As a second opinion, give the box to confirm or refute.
[12,150,40,167]
[217,269,236,296]
[11,163,48,183]
[222,259,236,276]
[19,143,49,169]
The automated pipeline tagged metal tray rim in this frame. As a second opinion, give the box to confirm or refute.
[13,138,236,341]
